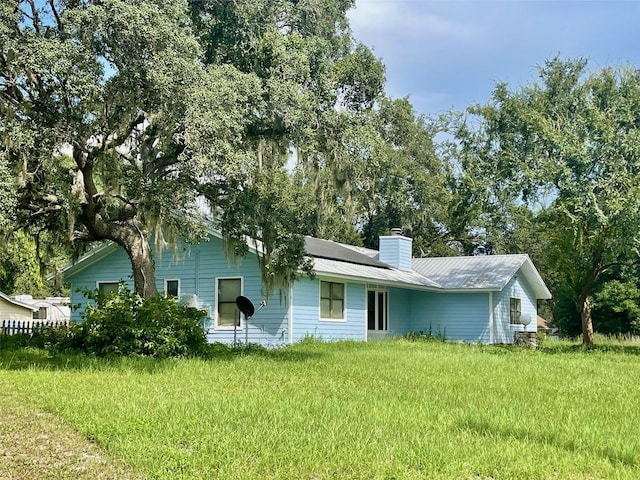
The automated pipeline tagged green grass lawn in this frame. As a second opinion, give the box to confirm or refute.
[2,339,640,479]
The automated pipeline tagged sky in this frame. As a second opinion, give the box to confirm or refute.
[347,0,640,117]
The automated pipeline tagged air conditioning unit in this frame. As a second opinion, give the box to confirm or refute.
[179,293,198,308]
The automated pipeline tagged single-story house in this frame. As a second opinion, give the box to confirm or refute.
[0,291,38,322]
[62,230,551,345]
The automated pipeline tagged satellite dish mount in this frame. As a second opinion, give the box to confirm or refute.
[235,296,255,346]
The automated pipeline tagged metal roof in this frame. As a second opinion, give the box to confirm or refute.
[59,230,551,299]
[311,257,442,290]
[412,254,552,299]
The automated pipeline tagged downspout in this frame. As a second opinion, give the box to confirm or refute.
[287,284,293,345]
[195,249,200,296]
[489,291,494,344]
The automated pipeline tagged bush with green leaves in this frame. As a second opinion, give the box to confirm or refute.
[64,285,208,357]
[592,280,640,335]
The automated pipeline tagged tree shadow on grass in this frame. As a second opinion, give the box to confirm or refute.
[0,342,325,373]
[457,417,639,469]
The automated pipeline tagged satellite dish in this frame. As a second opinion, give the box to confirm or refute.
[235,296,255,318]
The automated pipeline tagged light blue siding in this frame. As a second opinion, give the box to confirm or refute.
[69,247,134,321]
[379,236,412,271]
[291,277,366,342]
[388,287,411,335]
[493,271,538,343]
[68,236,290,345]
[408,291,491,342]
[68,235,542,346]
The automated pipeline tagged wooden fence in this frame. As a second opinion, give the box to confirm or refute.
[1,319,70,336]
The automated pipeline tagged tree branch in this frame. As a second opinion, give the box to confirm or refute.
[26,0,41,33]
[47,0,63,32]
[103,110,146,151]
[597,258,640,276]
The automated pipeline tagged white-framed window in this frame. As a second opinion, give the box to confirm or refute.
[320,280,345,321]
[510,297,522,325]
[97,281,120,296]
[164,279,180,298]
[216,277,242,329]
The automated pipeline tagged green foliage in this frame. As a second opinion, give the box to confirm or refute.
[592,280,640,335]
[63,285,207,357]
[551,291,582,337]
[0,332,31,350]
[459,57,640,343]
[0,231,58,296]
[405,327,447,342]
[2,0,393,298]
[296,332,324,344]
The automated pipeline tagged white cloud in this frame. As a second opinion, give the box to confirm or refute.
[349,0,640,115]
[348,0,482,43]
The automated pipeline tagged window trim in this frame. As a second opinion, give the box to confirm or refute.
[96,281,120,296]
[509,297,522,325]
[215,276,243,330]
[319,280,347,322]
[164,278,181,298]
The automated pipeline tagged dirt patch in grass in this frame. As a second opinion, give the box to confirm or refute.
[0,383,140,480]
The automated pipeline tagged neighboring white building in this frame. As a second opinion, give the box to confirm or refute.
[0,291,37,322]
[11,295,71,322]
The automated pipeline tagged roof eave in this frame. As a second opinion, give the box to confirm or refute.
[517,258,553,300]
[0,292,38,311]
[59,243,120,279]
[310,270,442,292]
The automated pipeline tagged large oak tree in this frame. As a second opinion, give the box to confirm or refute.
[1,0,384,297]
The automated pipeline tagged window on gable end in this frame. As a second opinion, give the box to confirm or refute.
[510,297,522,325]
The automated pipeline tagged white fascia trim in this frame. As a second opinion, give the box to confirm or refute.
[309,272,441,293]
[438,288,502,294]
[0,292,38,312]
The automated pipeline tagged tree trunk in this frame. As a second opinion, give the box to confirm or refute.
[578,269,599,347]
[111,223,158,298]
[77,146,158,298]
[580,294,595,346]
[80,208,158,297]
